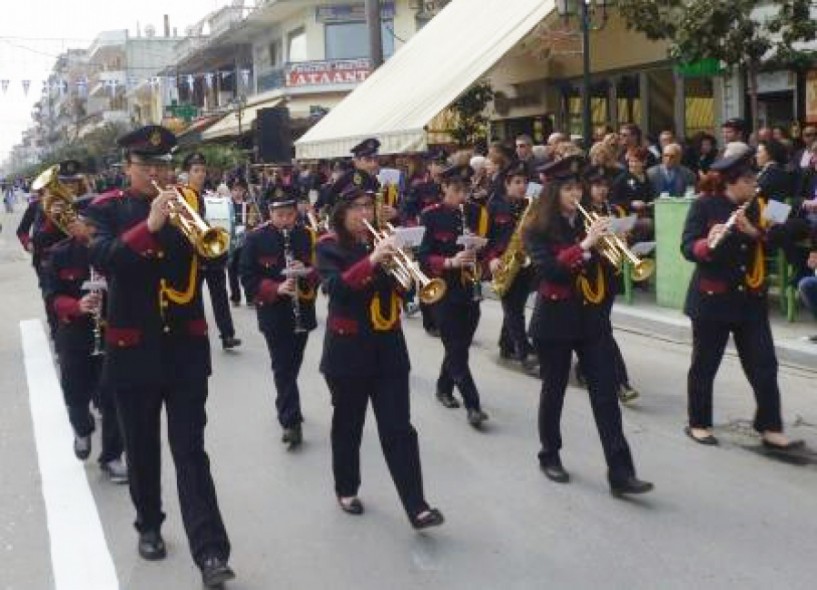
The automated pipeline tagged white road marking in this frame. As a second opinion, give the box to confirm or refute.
[20,319,119,590]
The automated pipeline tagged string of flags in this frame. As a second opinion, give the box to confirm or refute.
[0,69,254,97]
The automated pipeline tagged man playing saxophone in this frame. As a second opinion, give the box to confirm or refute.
[86,126,235,588]
[240,186,319,447]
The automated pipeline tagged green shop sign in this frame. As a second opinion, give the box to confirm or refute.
[677,58,723,78]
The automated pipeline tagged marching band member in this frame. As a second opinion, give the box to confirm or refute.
[227,178,250,306]
[43,195,126,482]
[486,161,536,371]
[316,169,444,530]
[523,156,653,496]
[87,126,235,587]
[184,152,242,350]
[680,149,802,451]
[240,186,319,447]
[418,164,489,427]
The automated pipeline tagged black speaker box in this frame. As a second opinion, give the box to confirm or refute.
[256,106,293,164]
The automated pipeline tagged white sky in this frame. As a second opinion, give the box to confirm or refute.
[0,0,230,163]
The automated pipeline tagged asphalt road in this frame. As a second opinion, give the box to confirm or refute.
[1,208,816,590]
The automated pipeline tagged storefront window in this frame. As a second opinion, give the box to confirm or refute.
[288,28,307,63]
[684,77,715,137]
[325,21,395,60]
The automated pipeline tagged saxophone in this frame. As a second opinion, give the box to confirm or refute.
[491,197,535,298]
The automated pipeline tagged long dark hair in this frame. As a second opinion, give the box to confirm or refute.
[329,199,357,248]
[523,180,581,243]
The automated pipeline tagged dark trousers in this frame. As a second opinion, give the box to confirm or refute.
[576,335,630,388]
[688,315,782,432]
[499,269,533,357]
[420,302,436,332]
[262,330,308,428]
[536,337,636,483]
[36,266,58,339]
[59,351,123,463]
[115,379,230,567]
[204,267,235,339]
[434,301,482,410]
[325,374,428,518]
[227,248,243,303]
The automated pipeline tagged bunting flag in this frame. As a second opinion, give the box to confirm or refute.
[76,77,88,97]
[149,76,161,89]
[1,80,8,94]
[127,76,139,89]
[22,80,30,95]
[186,74,195,93]
[106,78,119,97]
[205,72,214,90]
[240,69,251,87]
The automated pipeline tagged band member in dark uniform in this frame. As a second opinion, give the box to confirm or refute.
[227,179,251,306]
[680,149,802,450]
[87,126,235,587]
[240,186,319,447]
[418,164,489,427]
[523,156,653,496]
[43,195,127,483]
[486,161,536,370]
[184,152,242,350]
[316,169,444,530]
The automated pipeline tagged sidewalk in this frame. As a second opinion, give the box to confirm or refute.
[611,291,816,372]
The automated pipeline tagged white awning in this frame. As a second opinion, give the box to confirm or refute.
[295,0,555,159]
[202,97,285,140]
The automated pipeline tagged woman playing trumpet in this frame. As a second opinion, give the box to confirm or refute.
[316,170,444,530]
[523,156,653,496]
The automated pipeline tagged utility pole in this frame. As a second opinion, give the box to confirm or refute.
[365,0,384,69]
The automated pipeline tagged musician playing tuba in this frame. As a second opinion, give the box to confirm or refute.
[523,155,654,496]
[85,126,236,587]
[239,185,319,448]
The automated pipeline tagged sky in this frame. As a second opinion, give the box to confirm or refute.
[0,0,230,166]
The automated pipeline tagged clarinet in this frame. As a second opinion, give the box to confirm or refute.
[88,268,106,356]
[282,228,307,334]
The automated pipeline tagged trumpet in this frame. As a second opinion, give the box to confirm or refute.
[575,200,654,282]
[32,165,77,234]
[362,219,447,305]
[151,181,230,259]
[460,204,483,302]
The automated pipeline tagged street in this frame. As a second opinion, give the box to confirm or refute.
[1,209,816,590]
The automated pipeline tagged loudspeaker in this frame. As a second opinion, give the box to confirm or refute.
[256,106,293,164]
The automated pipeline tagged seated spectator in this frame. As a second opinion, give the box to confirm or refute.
[685,132,718,175]
[647,143,697,196]
[756,139,794,202]
[618,123,658,168]
[588,140,623,182]
[611,147,655,239]
[799,250,817,343]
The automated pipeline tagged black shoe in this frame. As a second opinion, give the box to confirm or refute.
[73,434,92,461]
[200,555,235,588]
[436,391,460,409]
[337,496,364,515]
[618,384,640,403]
[410,508,444,530]
[138,530,166,561]
[230,299,240,307]
[761,437,805,452]
[684,426,719,446]
[425,327,441,338]
[467,408,489,427]
[499,348,514,360]
[610,476,654,498]
[221,336,242,350]
[282,424,303,447]
[520,356,539,374]
[540,462,570,483]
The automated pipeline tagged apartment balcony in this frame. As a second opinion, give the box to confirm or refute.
[87,30,128,63]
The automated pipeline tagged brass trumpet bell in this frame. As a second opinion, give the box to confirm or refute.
[33,164,77,234]
[418,277,446,305]
[630,258,655,283]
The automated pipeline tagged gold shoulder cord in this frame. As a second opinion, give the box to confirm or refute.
[159,188,200,312]
[745,198,767,290]
[370,291,401,331]
[576,262,606,304]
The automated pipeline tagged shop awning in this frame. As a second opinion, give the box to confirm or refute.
[202,97,285,141]
[295,0,555,159]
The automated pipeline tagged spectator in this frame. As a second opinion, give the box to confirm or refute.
[618,124,657,168]
[647,143,697,196]
[720,118,747,149]
[658,130,676,150]
[588,140,623,182]
[799,250,817,343]
[611,147,656,239]
[686,132,718,175]
[756,139,793,202]
[593,124,614,144]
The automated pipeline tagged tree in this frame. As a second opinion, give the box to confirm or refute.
[618,0,817,133]
[448,82,495,147]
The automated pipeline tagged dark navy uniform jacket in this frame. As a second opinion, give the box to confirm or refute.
[42,237,96,353]
[681,194,774,323]
[17,199,65,270]
[240,223,319,334]
[316,233,411,377]
[87,189,212,388]
[524,215,615,342]
[400,181,440,226]
[484,193,527,265]
[418,202,485,305]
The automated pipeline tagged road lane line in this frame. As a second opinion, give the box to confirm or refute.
[20,319,119,590]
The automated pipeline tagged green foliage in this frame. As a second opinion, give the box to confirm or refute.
[449,82,495,147]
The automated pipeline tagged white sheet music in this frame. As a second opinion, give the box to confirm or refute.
[377,168,403,187]
[630,241,656,256]
[763,199,792,224]
[526,182,543,198]
[393,226,426,248]
[608,214,637,235]
[457,235,488,250]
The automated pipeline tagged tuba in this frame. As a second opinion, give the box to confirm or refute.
[151,181,230,259]
[491,197,535,298]
[575,200,654,282]
[32,165,77,234]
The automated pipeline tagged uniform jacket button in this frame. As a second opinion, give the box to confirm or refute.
[117,340,125,346]
[706,291,713,295]
[157,251,165,259]
[737,285,745,291]
[163,326,170,333]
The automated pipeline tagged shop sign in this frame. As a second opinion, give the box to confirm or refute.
[287,59,372,88]
[756,70,795,94]
[316,2,395,23]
